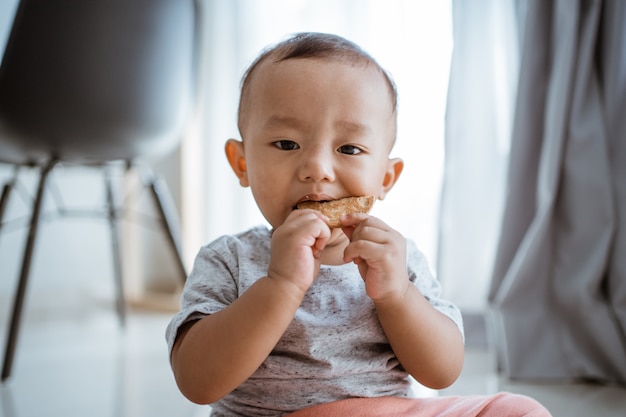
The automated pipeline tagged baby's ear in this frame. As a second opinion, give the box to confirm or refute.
[378,157,403,200]
[225,139,249,187]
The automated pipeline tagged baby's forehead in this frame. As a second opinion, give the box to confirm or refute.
[248,56,394,107]
[244,58,394,119]
[238,44,397,140]
[240,57,397,148]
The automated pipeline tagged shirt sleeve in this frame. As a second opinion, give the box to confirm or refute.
[165,236,240,358]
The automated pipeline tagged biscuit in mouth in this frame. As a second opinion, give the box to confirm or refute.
[296,196,375,228]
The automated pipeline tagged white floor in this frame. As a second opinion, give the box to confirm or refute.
[1,288,625,417]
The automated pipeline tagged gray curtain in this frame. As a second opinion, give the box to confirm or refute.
[489,0,626,384]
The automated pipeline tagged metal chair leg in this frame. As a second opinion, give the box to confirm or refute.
[0,166,20,233]
[104,166,126,327]
[0,184,13,233]
[2,160,55,381]
[146,173,187,283]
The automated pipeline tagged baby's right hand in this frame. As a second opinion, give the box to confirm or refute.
[268,209,331,298]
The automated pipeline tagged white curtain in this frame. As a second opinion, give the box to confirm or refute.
[182,0,454,280]
[438,0,520,312]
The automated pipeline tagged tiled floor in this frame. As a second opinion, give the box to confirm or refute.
[0,287,625,417]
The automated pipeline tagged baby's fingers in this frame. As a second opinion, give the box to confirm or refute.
[343,239,381,264]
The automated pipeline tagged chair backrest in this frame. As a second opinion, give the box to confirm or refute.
[0,0,197,164]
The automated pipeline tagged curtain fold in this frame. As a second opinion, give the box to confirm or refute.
[489,0,626,383]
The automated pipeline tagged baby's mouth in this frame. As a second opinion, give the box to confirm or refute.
[293,195,334,210]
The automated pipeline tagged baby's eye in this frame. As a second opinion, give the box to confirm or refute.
[337,145,363,155]
[272,140,300,151]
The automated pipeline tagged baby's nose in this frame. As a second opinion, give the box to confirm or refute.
[299,148,335,182]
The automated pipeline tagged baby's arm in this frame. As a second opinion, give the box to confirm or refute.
[341,214,464,389]
[171,210,330,404]
[374,284,464,389]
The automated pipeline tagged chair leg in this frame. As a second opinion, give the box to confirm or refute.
[2,160,55,382]
[146,173,187,283]
[0,166,20,233]
[0,183,13,232]
[104,167,126,327]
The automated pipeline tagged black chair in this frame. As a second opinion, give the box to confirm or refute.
[0,0,200,381]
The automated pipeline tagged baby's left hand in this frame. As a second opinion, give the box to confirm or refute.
[341,213,409,303]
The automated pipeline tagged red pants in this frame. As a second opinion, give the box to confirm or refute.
[285,392,552,417]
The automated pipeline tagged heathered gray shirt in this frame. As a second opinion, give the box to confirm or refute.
[166,225,463,417]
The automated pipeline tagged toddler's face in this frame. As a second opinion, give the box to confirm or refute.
[228,58,401,229]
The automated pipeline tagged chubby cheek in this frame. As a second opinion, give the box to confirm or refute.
[341,165,386,199]
[247,166,290,227]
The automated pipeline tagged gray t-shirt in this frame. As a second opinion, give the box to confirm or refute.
[166,225,463,417]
